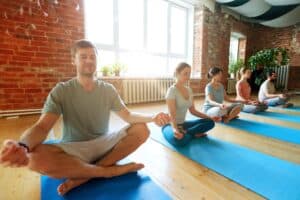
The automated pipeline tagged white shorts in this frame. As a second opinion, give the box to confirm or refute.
[52,125,129,163]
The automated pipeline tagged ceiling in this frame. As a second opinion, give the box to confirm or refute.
[215,0,300,27]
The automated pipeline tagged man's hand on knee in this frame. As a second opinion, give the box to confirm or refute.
[0,139,29,168]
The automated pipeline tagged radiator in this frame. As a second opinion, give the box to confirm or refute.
[273,65,289,90]
[122,79,175,104]
[227,78,237,94]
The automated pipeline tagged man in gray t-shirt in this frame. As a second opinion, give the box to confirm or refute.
[258,71,293,107]
[0,40,170,195]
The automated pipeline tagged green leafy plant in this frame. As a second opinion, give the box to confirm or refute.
[100,65,112,76]
[111,63,126,76]
[229,59,244,78]
[247,47,289,86]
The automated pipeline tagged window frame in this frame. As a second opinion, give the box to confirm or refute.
[84,0,194,78]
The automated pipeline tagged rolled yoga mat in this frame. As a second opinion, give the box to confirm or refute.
[151,129,300,200]
[41,170,171,200]
[223,118,300,145]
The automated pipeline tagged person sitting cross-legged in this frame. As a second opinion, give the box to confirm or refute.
[0,40,170,196]
[236,67,268,113]
[258,71,293,108]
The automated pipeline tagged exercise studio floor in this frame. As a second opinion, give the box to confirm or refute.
[1,96,300,200]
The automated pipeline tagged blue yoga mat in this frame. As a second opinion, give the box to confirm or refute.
[254,111,300,123]
[223,118,300,145]
[41,171,171,200]
[270,106,300,113]
[151,130,300,200]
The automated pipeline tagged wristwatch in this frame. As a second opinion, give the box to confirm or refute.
[18,142,30,152]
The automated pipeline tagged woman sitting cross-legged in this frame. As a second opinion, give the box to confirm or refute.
[236,67,268,113]
[202,66,243,123]
[162,62,220,147]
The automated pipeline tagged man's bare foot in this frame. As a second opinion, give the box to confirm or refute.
[57,162,144,196]
[58,178,88,196]
[194,133,208,138]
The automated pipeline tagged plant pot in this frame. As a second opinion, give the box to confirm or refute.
[230,73,235,79]
[114,71,120,76]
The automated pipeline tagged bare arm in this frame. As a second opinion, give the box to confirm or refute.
[0,112,59,168]
[264,91,282,98]
[116,107,169,127]
[189,101,210,119]
[20,113,60,151]
[166,99,179,131]
[206,93,223,107]
[224,91,242,103]
[165,99,185,139]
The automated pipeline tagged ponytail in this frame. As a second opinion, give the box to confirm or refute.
[207,67,223,79]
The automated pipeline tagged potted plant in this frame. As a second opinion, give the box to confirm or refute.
[247,47,289,88]
[100,65,111,76]
[111,63,125,76]
[229,59,244,79]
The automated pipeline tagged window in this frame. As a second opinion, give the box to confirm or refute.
[85,0,114,45]
[119,0,144,50]
[229,36,239,64]
[147,0,168,54]
[84,0,194,77]
[229,32,246,68]
[170,6,187,55]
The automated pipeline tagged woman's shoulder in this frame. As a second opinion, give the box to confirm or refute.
[167,84,177,92]
[166,84,177,97]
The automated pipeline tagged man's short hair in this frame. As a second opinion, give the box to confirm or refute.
[71,39,98,58]
[268,70,276,77]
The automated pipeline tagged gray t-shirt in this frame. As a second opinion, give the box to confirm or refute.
[203,83,224,112]
[165,85,193,124]
[258,79,275,102]
[42,78,125,142]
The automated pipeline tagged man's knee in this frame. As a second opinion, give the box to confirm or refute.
[128,123,150,143]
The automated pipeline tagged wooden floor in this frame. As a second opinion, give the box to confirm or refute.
[0,96,300,200]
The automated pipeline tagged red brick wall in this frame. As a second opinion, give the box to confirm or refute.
[0,0,84,110]
[198,6,253,88]
[246,24,300,89]
[246,25,300,67]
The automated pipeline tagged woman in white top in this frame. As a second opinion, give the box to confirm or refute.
[162,63,220,147]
